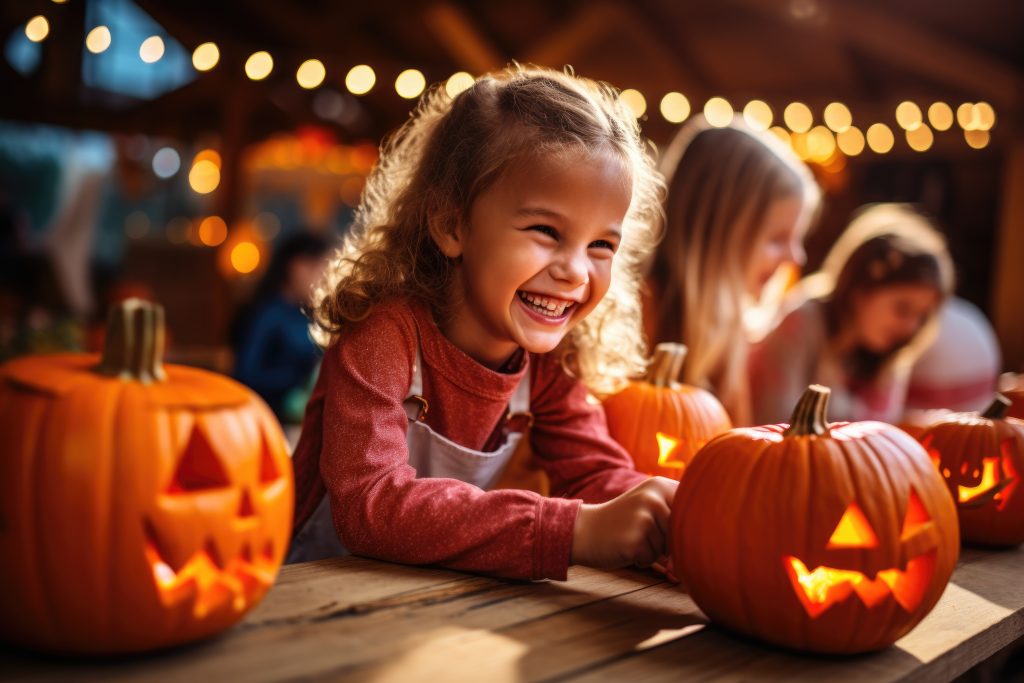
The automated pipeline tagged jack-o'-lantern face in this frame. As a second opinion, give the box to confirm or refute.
[671,385,960,654]
[603,344,732,481]
[784,491,937,618]
[142,416,290,620]
[918,396,1024,546]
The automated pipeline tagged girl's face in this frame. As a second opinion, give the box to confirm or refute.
[437,148,632,369]
[745,195,809,299]
[853,284,940,354]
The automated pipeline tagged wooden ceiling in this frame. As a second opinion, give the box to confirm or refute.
[1,0,1021,146]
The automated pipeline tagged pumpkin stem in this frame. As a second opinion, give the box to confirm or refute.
[95,298,167,384]
[981,394,1011,420]
[784,385,832,437]
[645,343,687,388]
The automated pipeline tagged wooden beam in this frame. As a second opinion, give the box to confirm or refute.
[726,0,1024,112]
[992,140,1024,371]
[422,3,504,74]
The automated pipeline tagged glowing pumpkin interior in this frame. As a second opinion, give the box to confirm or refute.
[784,490,936,618]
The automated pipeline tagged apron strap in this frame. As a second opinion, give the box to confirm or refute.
[403,347,428,422]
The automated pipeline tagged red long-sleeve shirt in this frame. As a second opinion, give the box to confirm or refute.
[291,298,648,580]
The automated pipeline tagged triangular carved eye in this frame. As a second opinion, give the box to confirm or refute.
[168,426,230,493]
[827,503,878,549]
[901,488,932,541]
[259,433,281,484]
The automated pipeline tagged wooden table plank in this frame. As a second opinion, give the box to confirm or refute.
[2,547,1021,682]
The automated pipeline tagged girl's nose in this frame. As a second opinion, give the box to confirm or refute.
[788,240,807,268]
[550,249,589,288]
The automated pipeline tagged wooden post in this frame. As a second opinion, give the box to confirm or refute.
[992,141,1024,371]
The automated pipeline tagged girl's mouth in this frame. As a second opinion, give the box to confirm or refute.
[516,290,577,323]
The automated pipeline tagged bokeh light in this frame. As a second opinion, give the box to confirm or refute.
[742,100,773,131]
[618,89,647,118]
[928,102,953,131]
[445,71,475,98]
[231,242,261,273]
[192,42,219,71]
[395,69,426,99]
[296,59,326,89]
[85,26,111,54]
[906,124,934,152]
[25,16,50,42]
[139,36,165,63]
[152,147,180,178]
[660,92,691,124]
[704,97,733,128]
[866,123,895,153]
[189,160,220,194]
[784,102,813,133]
[245,51,273,80]
[198,216,228,246]
[895,101,922,130]
[836,126,865,156]
[964,129,990,149]
[823,102,852,133]
[345,65,376,95]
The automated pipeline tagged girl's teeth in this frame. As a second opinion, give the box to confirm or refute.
[519,291,572,317]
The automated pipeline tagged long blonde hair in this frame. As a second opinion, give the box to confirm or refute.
[310,65,664,395]
[650,116,820,423]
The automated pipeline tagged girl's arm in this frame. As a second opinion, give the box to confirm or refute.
[528,355,650,502]
[319,313,581,581]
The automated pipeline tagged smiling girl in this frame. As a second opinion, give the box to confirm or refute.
[287,66,672,579]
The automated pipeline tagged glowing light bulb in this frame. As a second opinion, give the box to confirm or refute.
[139,36,165,63]
[618,89,647,118]
[866,123,895,153]
[192,42,219,71]
[346,64,376,95]
[704,97,733,128]
[245,51,273,81]
[743,100,773,131]
[395,69,426,99]
[25,16,49,42]
[445,71,474,98]
[296,59,326,89]
[823,102,852,133]
[85,26,111,54]
[660,92,691,124]
[784,102,813,133]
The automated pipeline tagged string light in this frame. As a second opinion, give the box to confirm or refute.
[231,242,261,273]
[768,126,791,146]
[198,216,227,246]
[895,101,922,131]
[395,69,425,99]
[742,100,773,131]
[836,126,865,156]
[296,59,326,89]
[189,160,220,194]
[139,36,165,63]
[85,26,111,54]
[660,92,690,124]
[866,123,895,153]
[784,102,813,133]
[928,102,953,131]
[192,42,219,71]
[974,102,995,131]
[25,16,49,42]
[346,65,375,95]
[445,72,474,98]
[618,89,647,118]
[964,129,990,149]
[704,97,733,128]
[823,102,852,133]
[245,51,273,80]
[906,124,934,152]
[806,125,836,162]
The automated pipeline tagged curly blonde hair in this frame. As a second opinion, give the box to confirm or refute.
[310,64,664,395]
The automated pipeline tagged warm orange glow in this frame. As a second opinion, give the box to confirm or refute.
[198,216,227,247]
[189,160,220,194]
[784,102,813,133]
[231,242,261,274]
[836,126,865,156]
[742,100,773,131]
[901,488,932,540]
[866,123,895,153]
[194,148,222,167]
[656,432,682,468]
[296,59,326,89]
[785,551,934,618]
[346,64,376,95]
[827,503,878,549]
[958,456,1002,504]
[823,102,852,133]
[661,92,691,124]
[618,89,647,118]
[395,69,426,99]
[139,36,165,64]
[245,51,273,81]
[445,71,475,98]
[85,26,111,54]
[703,97,733,128]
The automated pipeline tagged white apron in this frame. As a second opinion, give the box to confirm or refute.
[286,344,531,563]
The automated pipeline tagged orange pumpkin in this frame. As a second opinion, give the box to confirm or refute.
[603,343,732,479]
[0,300,294,654]
[918,395,1024,546]
[672,385,958,654]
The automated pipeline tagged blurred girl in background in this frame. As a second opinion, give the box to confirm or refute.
[749,203,954,424]
[647,117,821,425]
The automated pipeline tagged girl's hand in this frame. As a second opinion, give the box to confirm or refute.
[571,477,677,569]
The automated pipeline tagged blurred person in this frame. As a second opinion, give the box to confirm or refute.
[749,204,954,424]
[233,232,331,422]
[646,116,821,425]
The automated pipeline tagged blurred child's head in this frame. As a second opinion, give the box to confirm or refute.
[650,116,820,418]
[313,65,663,393]
[822,204,954,374]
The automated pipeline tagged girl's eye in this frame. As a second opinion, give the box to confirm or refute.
[589,239,617,252]
[529,225,559,239]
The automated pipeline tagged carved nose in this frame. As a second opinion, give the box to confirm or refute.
[237,489,256,518]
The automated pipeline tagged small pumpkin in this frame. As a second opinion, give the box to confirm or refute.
[0,300,293,654]
[603,343,732,479]
[671,385,958,654]
[918,395,1024,546]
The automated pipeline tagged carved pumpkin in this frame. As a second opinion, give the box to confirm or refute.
[671,385,958,654]
[918,395,1024,546]
[0,300,293,654]
[603,343,732,479]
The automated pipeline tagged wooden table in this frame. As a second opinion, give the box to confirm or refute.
[3,546,1022,682]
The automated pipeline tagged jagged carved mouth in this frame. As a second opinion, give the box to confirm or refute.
[144,521,276,618]
[784,550,936,618]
